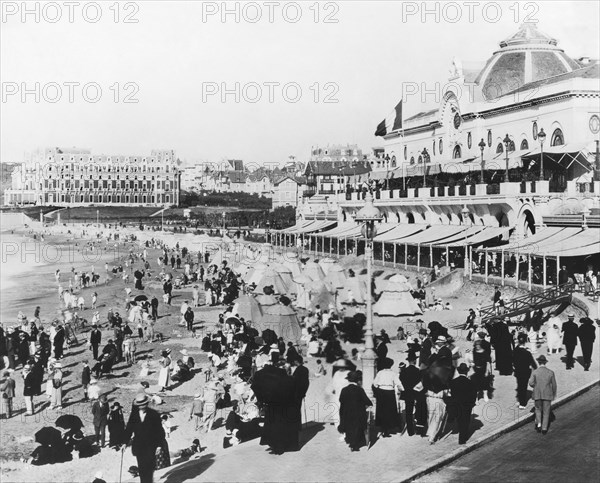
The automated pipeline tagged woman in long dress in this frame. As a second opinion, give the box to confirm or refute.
[51,365,63,409]
[372,357,403,437]
[158,350,171,392]
[107,402,126,448]
[338,371,372,451]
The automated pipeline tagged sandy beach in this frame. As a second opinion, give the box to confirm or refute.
[0,223,594,483]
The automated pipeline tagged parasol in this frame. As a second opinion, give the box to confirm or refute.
[55,414,84,431]
[133,294,148,302]
[35,427,62,446]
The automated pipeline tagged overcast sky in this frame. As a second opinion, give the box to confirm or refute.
[2,1,599,167]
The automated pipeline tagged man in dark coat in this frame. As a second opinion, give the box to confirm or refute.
[375,337,388,371]
[448,363,477,444]
[291,356,310,448]
[488,318,513,375]
[512,333,537,408]
[92,394,110,447]
[53,325,65,359]
[558,265,570,287]
[125,394,165,482]
[338,371,373,451]
[150,297,159,320]
[251,360,296,454]
[561,313,579,370]
[578,317,596,371]
[89,325,102,361]
[418,329,432,370]
[399,353,425,436]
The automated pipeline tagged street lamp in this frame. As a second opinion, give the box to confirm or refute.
[353,191,383,399]
[503,134,511,182]
[538,128,547,181]
[478,138,486,183]
[421,148,429,188]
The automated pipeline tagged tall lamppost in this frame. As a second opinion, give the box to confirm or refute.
[538,128,546,181]
[96,209,99,228]
[222,212,226,236]
[503,134,511,182]
[266,220,271,244]
[478,138,486,183]
[421,148,429,188]
[354,191,383,398]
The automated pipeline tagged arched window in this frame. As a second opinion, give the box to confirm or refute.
[391,155,396,168]
[520,139,529,150]
[410,156,415,165]
[418,155,423,164]
[404,146,407,160]
[453,145,462,159]
[432,140,436,156]
[551,128,564,146]
[508,140,516,152]
[439,139,444,155]
[496,143,504,154]
[467,132,472,149]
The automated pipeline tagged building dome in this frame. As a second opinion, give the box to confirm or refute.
[475,23,582,100]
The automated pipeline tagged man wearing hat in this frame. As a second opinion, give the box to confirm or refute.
[418,329,432,370]
[124,393,165,483]
[528,355,557,434]
[92,394,110,447]
[561,313,579,370]
[448,363,477,444]
[399,353,425,436]
[578,317,597,371]
[89,325,102,361]
[0,371,15,419]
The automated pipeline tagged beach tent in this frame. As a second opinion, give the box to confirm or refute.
[232,294,263,324]
[270,263,297,295]
[340,277,368,305]
[255,268,289,295]
[306,280,335,311]
[245,263,269,287]
[303,261,326,281]
[373,279,422,316]
[325,264,347,290]
[281,252,304,279]
[258,303,302,343]
[318,257,338,275]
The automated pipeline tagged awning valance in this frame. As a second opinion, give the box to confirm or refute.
[397,225,469,245]
[431,226,486,245]
[278,219,314,233]
[374,224,427,242]
[297,220,337,234]
[442,227,511,247]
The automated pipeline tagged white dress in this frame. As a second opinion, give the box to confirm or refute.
[158,357,171,388]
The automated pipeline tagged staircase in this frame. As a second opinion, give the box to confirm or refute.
[479,283,574,323]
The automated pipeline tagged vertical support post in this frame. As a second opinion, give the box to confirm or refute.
[515,253,520,289]
[363,236,376,400]
[405,242,408,269]
[543,255,547,289]
[382,242,385,267]
[446,246,449,267]
[469,246,473,281]
[430,244,433,268]
[485,249,489,284]
[501,249,505,286]
[528,254,532,291]
[556,256,560,287]
[393,243,397,267]
[417,244,421,271]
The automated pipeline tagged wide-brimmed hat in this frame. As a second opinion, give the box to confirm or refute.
[435,336,447,344]
[536,355,548,363]
[477,331,487,338]
[181,349,189,356]
[133,393,150,407]
[346,371,361,383]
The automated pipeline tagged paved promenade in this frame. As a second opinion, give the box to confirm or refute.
[145,334,599,483]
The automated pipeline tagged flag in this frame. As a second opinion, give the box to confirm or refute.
[374,100,403,137]
[374,119,387,137]
[392,101,403,131]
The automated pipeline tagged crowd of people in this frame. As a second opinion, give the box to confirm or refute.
[0,224,598,483]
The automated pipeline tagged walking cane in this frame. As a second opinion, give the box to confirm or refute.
[119,445,125,483]
[302,398,308,429]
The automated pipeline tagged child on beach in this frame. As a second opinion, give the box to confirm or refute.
[315,359,327,377]
[92,292,98,310]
